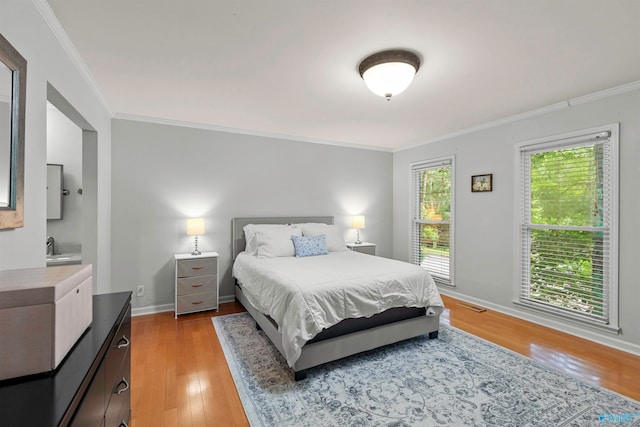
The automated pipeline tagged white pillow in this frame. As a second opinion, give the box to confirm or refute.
[255,227,303,258]
[300,223,347,252]
[243,224,293,255]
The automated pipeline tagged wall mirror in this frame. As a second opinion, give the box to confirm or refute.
[46,163,64,220]
[0,33,26,229]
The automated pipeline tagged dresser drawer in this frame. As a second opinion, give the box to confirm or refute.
[177,275,217,296]
[177,292,218,314]
[177,258,217,278]
[105,305,131,427]
[106,312,130,396]
[105,356,130,427]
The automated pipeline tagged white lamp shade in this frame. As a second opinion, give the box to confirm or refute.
[352,215,365,230]
[362,62,416,98]
[186,218,205,236]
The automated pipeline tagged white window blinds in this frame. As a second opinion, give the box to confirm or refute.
[411,157,454,286]
[519,128,618,329]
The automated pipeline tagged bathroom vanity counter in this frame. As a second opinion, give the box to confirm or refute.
[46,253,82,266]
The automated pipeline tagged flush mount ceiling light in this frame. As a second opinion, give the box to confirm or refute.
[359,49,421,100]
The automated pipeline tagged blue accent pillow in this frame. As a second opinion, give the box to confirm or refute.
[291,234,328,257]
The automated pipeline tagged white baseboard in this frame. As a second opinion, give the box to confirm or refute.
[219,294,236,304]
[132,294,237,317]
[438,288,640,358]
[132,303,174,317]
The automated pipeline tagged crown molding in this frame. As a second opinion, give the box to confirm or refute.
[567,80,640,106]
[112,113,394,153]
[396,80,640,153]
[32,0,112,116]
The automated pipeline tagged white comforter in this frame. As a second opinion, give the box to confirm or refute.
[232,250,444,367]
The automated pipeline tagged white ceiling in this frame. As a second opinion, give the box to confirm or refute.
[45,0,640,150]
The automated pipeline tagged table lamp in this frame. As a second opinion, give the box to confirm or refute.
[186,218,205,255]
[352,215,365,244]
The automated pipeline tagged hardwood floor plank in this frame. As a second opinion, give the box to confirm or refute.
[130,297,640,426]
[175,373,192,427]
[162,408,178,427]
[440,295,640,402]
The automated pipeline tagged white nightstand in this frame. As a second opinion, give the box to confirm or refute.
[174,252,219,318]
[346,242,376,256]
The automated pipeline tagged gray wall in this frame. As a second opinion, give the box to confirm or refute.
[393,87,640,354]
[111,119,393,310]
[0,1,112,291]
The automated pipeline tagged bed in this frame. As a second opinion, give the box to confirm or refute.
[232,216,444,380]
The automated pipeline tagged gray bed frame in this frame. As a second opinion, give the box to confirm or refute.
[232,216,442,380]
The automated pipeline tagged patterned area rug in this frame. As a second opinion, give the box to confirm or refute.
[213,313,640,426]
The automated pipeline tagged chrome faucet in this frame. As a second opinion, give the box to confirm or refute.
[46,236,55,256]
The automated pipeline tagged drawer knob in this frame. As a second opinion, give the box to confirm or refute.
[191,266,204,270]
[192,283,203,287]
[116,335,130,349]
[116,377,130,395]
[191,300,204,305]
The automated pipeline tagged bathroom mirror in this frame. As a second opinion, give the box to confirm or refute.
[0,33,26,229]
[47,163,64,220]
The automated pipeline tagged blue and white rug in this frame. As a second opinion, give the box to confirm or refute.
[213,313,640,426]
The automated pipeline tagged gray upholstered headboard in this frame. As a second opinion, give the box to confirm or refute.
[232,216,334,259]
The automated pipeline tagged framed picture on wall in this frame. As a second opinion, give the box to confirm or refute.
[471,174,493,192]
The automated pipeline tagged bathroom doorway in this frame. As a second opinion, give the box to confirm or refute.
[46,102,82,262]
[46,83,99,291]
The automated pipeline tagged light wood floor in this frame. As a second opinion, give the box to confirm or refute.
[130,295,640,426]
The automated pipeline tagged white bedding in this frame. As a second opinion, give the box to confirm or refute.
[232,250,444,367]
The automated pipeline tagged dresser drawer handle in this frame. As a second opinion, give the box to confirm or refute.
[191,266,205,270]
[116,377,130,395]
[192,283,204,287]
[116,335,130,349]
[191,300,204,305]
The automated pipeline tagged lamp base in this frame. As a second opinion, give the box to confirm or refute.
[191,235,201,256]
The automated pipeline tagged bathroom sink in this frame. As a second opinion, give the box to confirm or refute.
[46,253,82,266]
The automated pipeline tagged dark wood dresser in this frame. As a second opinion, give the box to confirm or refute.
[0,292,132,426]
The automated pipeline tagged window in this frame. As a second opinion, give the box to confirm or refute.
[518,125,618,330]
[411,157,454,286]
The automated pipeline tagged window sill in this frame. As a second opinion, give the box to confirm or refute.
[513,300,620,335]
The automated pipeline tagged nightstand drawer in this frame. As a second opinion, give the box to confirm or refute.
[346,242,376,256]
[177,258,217,278]
[177,275,217,296]
[354,245,375,255]
[176,292,218,313]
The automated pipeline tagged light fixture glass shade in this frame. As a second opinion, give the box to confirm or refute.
[359,49,420,100]
[352,215,365,230]
[186,218,205,236]
[362,62,417,99]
